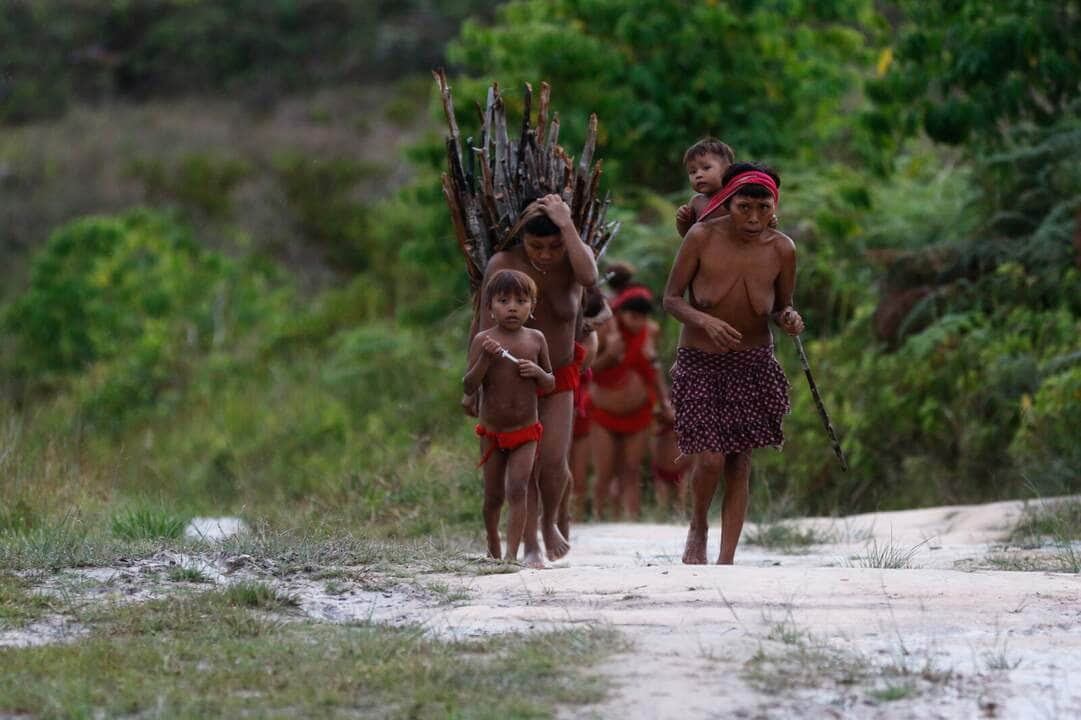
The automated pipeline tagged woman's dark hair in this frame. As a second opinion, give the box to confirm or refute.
[721,162,780,207]
[484,269,537,307]
[523,212,561,237]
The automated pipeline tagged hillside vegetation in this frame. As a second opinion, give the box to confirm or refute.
[1,0,1078,542]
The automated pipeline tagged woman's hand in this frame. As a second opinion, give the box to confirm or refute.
[699,316,742,351]
[537,194,574,229]
[776,307,804,336]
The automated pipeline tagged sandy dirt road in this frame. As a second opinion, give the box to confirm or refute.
[328,499,1081,719]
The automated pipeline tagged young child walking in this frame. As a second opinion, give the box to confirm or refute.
[464,269,555,565]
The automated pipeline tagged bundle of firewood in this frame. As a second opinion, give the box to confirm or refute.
[433,69,620,290]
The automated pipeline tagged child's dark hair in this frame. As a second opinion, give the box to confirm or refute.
[618,292,654,315]
[683,137,735,166]
[485,269,537,307]
[604,260,636,294]
[721,162,781,207]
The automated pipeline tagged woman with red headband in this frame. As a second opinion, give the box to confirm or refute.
[589,284,674,519]
[663,162,804,565]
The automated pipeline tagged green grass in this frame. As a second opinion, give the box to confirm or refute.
[109,507,188,541]
[846,537,927,569]
[166,566,213,584]
[221,581,297,610]
[745,521,831,553]
[1008,500,1081,545]
[0,574,54,629]
[0,590,624,719]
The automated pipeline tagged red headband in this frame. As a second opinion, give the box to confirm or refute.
[612,286,653,311]
[698,170,779,222]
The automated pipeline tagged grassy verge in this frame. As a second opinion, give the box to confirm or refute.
[0,574,55,630]
[0,588,623,719]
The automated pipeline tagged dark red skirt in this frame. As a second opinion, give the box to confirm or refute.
[670,345,790,456]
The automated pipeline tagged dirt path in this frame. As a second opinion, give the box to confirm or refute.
[5,500,1079,718]
[346,499,1079,719]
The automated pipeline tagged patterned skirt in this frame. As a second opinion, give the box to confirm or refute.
[670,345,790,456]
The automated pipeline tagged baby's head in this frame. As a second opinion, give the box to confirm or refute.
[683,137,734,197]
[485,269,537,330]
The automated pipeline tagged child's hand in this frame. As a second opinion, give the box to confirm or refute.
[778,308,804,336]
[481,337,503,357]
[517,359,545,379]
[676,204,695,226]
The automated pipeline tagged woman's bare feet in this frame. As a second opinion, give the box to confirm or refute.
[522,548,547,569]
[543,523,571,561]
[682,526,707,564]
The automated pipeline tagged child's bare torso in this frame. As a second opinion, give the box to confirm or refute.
[490,248,581,370]
[478,326,545,431]
[684,217,786,352]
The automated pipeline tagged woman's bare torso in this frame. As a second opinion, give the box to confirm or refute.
[681,221,784,353]
[590,319,657,414]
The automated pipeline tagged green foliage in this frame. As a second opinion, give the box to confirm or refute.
[0,0,495,123]
[868,0,1081,147]
[128,153,251,218]
[449,0,888,188]
[1010,366,1081,491]
[3,210,288,426]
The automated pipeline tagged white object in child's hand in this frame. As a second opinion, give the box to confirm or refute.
[500,349,520,363]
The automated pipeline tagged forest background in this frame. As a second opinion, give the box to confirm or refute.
[2,0,1079,543]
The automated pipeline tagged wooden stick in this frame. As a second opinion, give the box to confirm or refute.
[792,335,849,471]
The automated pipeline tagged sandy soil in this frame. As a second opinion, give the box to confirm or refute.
[4,500,1079,718]
[347,498,1078,720]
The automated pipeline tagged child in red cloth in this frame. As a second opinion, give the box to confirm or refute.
[464,270,555,566]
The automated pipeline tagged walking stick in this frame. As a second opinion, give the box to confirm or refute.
[792,335,848,471]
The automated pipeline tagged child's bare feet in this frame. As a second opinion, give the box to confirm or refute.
[542,523,571,561]
[682,527,707,564]
[522,548,547,569]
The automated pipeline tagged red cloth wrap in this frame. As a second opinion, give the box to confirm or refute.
[475,421,544,467]
[593,326,657,390]
[539,341,588,398]
[573,368,593,438]
[591,401,654,435]
[611,286,653,311]
[698,170,780,222]
[590,326,657,435]
[652,461,684,486]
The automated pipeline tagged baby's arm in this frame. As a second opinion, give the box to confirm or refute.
[463,332,500,395]
[517,330,555,392]
[676,194,710,237]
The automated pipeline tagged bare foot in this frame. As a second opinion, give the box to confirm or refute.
[522,548,547,569]
[682,527,707,564]
[542,523,571,562]
[557,512,570,543]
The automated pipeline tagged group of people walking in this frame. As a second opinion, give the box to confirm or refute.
[463,137,804,568]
